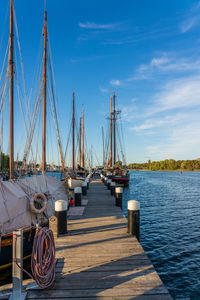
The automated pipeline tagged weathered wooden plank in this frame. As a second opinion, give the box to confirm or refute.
[27,285,170,298]
[56,268,159,279]
[42,276,164,289]
[56,254,148,262]
[25,179,172,300]
[56,261,153,272]
[26,296,172,300]
[56,259,150,267]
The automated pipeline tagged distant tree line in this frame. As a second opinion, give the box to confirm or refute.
[0,152,9,170]
[128,159,200,171]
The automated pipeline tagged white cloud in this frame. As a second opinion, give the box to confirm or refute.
[191,1,200,11]
[127,73,149,81]
[150,57,170,67]
[99,87,109,94]
[78,21,118,30]
[110,79,121,86]
[180,16,199,33]
[148,76,200,115]
[131,119,167,132]
[137,55,200,75]
[145,122,200,160]
[120,103,138,122]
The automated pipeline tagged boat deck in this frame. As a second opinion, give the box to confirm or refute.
[0,178,172,299]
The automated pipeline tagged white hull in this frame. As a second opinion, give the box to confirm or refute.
[68,177,84,189]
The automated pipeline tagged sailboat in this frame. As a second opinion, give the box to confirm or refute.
[0,1,68,270]
[67,92,88,189]
[102,92,130,187]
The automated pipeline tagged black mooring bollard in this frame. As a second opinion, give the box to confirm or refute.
[55,200,68,235]
[74,187,82,206]
[127,200,140,241]
[107,179,111,190]
[82,181,87,195]
[110,182,116,196]
[115,187,123,208]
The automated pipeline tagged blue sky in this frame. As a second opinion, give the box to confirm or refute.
[1,0,200,165]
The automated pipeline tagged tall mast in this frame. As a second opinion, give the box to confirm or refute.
[110,95,113,168]
[102,127,105,166]
[9,0,14,179]
[72,91,75,170]
[79,117,82,166]
[82,109,84,168]
[113,91,116,166]
[42,10,47,173]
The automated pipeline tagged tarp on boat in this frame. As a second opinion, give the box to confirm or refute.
[17,175,68,219]
[0,175,68,235]
[0,181,35,235]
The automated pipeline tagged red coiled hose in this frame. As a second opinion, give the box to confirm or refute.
[31,227,56,288]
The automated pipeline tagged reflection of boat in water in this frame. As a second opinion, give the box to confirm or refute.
[102,92,130,187]
[0,1,68,270]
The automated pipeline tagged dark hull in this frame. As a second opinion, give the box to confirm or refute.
[110,175,130,187]
[0,222,47,270]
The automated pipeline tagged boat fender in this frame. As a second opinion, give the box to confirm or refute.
[30,193,47,214]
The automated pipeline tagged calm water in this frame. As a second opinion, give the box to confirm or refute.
[123,171,200,300]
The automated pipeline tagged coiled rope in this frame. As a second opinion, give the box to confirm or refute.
[31,227,56,288]
[14,227,56,289]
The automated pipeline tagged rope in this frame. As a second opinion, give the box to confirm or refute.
[14,227,56,289]
[31,227,56,288]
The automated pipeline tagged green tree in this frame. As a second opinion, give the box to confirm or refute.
[116,161,122,168]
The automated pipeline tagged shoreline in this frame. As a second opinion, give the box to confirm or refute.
[128,169,200,172]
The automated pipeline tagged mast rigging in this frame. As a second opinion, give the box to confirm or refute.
[42,10,47,173]
[113,91,116,166]
[79,117,82,166]
[110,95,113,168]
[82,108,84,168]
[72,91,75,170]
[9,0,14,179]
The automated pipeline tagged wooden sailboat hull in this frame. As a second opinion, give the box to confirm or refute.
[0,221,49,271]
[0,227,35,270]
[112,175,130,187]
[106,173,130,187]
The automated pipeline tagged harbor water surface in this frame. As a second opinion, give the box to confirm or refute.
[123,171,200,300]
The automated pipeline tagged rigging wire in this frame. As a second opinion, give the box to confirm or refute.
[0,1,9,56]
[0,70,9,115]
[14,46,30,161]
[0,72,8,164]
[23,83,43,164]
[0,100,6,168]
[13,5,29,99]
[33,98,42,169]
[47,41,65,171]
[0,40,9,83]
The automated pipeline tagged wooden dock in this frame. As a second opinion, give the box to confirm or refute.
[0,178,172,299]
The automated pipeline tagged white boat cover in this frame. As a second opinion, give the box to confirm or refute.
[0,175,68,235]
[68,177,84,189]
